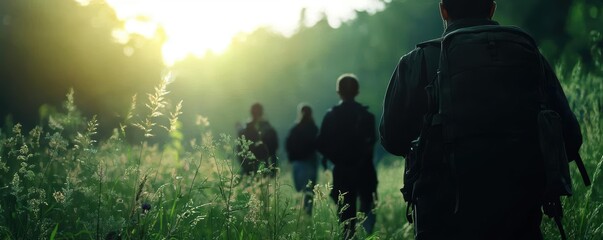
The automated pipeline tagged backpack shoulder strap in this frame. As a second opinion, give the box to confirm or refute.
[416,38,441,85]
[416,38,441,48]
[443,25,538,46]
[402,38,443,223]
[415,38,441,125]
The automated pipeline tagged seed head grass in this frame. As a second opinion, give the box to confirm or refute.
[0,64,601,239]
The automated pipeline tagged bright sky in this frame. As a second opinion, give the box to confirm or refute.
[99,0,387,66]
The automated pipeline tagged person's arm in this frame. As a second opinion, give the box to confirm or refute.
[542,57,582,161]
[379,50,426,157]
[310,123,327,169]
[285,127,294,161]
[265,126,279,156]
[363,112,377,163]
[368,113,377,146]
[316,110,336,162]
[310,123,319,151]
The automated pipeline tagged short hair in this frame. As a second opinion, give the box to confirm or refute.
[250,102,263,117]
[336,73,359,98]
[442,0,494,20]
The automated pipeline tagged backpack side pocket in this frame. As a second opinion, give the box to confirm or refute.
[538,109,573,199]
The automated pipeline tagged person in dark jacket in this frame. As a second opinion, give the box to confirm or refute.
[317,74,377,239]
[380,0,582,239]
[286,103,319,215]
[237,102,279,176]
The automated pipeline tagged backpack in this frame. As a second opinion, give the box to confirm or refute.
[238,121,279,167]
[404,25,591,239]
[321,103,374,167]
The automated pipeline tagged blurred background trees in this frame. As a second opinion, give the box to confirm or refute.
[1,0,601,156]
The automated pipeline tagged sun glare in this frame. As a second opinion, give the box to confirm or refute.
[103,0,386,66]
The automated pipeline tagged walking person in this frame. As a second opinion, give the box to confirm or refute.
[286,103,319,215]
[237,102,279,177]
[317,74,377,239]
[380,1,585,239]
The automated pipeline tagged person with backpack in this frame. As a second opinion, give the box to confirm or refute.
[237,102,279,177]
[317,74,377,239]
[286,103,319,215]
[380,0,587,239]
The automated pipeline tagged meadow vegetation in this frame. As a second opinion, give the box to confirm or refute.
[0,61,601,239]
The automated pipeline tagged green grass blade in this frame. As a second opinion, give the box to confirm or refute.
[169,199,178,220]
[50,223,59,240]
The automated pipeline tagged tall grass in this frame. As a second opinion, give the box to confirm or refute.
[0,62,601,239]
[540,61,603,240]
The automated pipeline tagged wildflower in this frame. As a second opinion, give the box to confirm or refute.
[141,202,151,213]
[53,191,65,204]
[244,193,261,224]
[195,114,210,127]
[10,173,21,195]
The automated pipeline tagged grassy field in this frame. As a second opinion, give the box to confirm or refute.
[0,62,601,240]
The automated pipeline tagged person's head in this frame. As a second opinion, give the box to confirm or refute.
[250,102,264,121]
[336,73,359,101]
[297,103,313,123]
[440,0,496,23]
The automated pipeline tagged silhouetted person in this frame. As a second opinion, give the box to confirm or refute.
[286,103,319,215]
[237,103,279,176]
[317,74,377,239]
[380,0,583,239]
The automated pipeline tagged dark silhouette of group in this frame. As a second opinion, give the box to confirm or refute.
[236,1,587,239]
[236,74,377,239]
